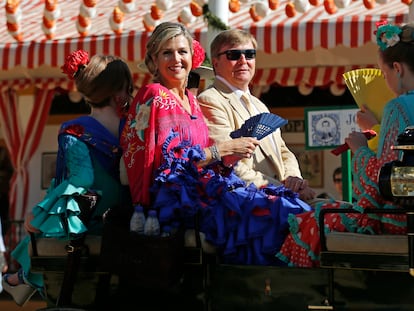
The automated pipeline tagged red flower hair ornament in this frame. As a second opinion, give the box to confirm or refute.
[61,50,90,80]
[192,39,205,70]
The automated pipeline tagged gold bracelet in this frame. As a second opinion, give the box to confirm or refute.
[209,144,221,161]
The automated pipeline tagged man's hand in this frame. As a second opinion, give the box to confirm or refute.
[282,176,316,201]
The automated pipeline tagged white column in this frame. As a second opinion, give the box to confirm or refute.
[207,0,229,58]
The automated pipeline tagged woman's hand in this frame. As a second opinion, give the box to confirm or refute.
[356,105,379,131]
[344,131,368,153]
[24,213,40,233]
[217,137,259,159]
[216,137,259,167]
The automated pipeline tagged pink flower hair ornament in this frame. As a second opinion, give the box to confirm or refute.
[192,39,205,70]
[61,50,90,80]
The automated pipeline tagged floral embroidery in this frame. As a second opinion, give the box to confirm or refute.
[153,89,177,110]
[132,97,152,141]
[375,22,402,51]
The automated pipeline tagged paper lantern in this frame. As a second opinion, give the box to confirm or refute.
[77,14,91,36]
[330,83,346,96]
[150,4,163,20]
[110,6,124,35]
[156,0,172,10]
[80,0,96,18]
[5,0,22,41]
[298,82,314,96]
[179,6,196,24]
[333,0,351,8]
[249,5,263,22]
[42,0,60,40]
[118,0,136,13]
[324,0,337,14]
[143,12,157,32]
[255,2,269,17]
[268,0,279,10]
[229,0,241,13]
[294,0,309,13]
[363,0,375,9]
[285,2,296,17]
[190,1,203,17]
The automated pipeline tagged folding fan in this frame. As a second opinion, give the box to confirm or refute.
[230,112,288,140]
[343,68,394,121]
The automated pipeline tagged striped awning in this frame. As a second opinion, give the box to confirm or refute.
[0,0,409,87]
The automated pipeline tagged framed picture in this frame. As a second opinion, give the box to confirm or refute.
[41,152,57,189]
[290,144,324,188]
[304,106,359,149]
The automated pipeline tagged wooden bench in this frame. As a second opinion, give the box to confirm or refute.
[316,207,414,309]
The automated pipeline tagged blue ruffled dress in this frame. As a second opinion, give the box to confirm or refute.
[11,116,130,290]
[151,132,312,266]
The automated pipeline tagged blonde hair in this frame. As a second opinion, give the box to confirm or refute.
[210,29,257,58]
[75,54,133,107]
[145,22,194,81]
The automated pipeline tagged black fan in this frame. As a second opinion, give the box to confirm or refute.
[230,112,288,140]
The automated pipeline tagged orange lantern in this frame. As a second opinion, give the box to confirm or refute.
[112,6,124,24]
[268,0,279,10]
[309,0,320,5]
[229,0,240,13]
[78,14,90,28]
[6,21,19,32]
[402,0,413,4]
[5,0,19,14]
[45,0,57,11]
[84,0,96,7]
[42,16,55,29]
[249,5,262,22]
[324,0,337,14]
[150,4,163,20]
[363,0,375,8]
[285,2,296,17]
[190,1,203,17]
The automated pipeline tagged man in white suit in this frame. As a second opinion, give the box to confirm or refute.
[198,29,315,201]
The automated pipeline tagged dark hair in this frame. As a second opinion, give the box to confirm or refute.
[75,55,133,107]
[332,167,342,180]
[379,23,414,73]
[187,71,200,89]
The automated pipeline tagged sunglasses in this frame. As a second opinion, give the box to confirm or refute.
[217,49,256,61]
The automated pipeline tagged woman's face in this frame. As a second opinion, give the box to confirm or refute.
[155,34,192,87]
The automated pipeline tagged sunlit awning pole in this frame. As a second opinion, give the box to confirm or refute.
[206,0,229,59]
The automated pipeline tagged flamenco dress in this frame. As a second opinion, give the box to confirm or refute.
[10,116,130,292]
[121,84,312,265]
[150,131,312,265]
[277,94,414,267]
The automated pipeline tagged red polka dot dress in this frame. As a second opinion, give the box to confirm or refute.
[277,95,414,267]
